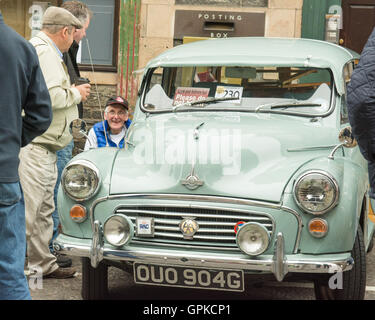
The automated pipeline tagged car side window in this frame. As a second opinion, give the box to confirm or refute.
[341,61,355,124]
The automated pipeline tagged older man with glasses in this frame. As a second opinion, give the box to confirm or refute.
[84,96,132,150]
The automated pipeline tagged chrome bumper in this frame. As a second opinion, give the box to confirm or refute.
[54,227,353,282]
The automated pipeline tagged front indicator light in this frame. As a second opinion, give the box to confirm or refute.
[308,218,328,238]
[70,204,87,223]
[103,214,134,247]
[236,222,270,256]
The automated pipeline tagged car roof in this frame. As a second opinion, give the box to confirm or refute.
[146,37,360,95]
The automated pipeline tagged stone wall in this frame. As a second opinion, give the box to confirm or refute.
[139,0,303,69]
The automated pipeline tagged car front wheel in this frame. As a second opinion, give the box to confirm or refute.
[313,225,366,300]
[81,257,108,300]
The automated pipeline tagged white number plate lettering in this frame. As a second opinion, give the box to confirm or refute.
[134,263,244,292]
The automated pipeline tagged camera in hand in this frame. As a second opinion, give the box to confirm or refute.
[75,77,90,85]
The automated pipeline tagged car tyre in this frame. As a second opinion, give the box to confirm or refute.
[313,225,366,300]
[81,257,108,300]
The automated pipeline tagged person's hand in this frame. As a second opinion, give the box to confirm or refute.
[74,83,91,102]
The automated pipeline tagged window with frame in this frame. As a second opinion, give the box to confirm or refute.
[341,60,355,124]
[61,0,119,72]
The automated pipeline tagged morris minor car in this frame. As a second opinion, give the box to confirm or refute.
[55,37,375,300]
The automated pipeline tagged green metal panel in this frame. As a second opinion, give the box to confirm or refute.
[302,0,341,40]
[118,0,140,104]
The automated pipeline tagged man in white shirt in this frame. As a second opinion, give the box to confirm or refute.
[84,96,131,150]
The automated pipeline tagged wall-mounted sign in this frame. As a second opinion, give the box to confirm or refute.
[325,14,341,44]
[175,0,268,7]
[29,2,49,38]
[174,10,265,40]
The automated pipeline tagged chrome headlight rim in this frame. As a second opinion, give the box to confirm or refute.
[103,214,134,247]
[293,170,339,215]
[61,159,101,202]
[236,222,270,256]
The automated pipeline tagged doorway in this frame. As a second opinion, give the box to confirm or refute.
[341,0,375,53]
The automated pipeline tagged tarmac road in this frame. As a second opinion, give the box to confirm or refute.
[29,245,375,301]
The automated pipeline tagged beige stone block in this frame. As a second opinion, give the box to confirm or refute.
[142,0,174,4]
[138,37,174,69]
[269,0,303,10]
[81,71,118,85]
[294,9,302,38]
[266,9,297,38]
[146,4,174,38]
[139,4,148,38]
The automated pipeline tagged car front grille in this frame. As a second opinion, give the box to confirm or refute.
[115,205,275,251]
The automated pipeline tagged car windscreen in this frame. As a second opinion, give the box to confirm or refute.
[141,66,334,116]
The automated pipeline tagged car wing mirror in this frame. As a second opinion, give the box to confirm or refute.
[339,126,357,148]
[329,126,357,159]
[69,118,88,139]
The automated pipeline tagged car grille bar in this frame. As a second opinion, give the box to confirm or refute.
[115,205,275,251]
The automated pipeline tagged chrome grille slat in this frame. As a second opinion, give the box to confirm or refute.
[154,232,236,241]
[117,208,269,222]
[115,205,275,251]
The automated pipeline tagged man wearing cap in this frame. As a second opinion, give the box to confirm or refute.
[84,96,132,150]
[18,6,91,279]
[48,1,93,269]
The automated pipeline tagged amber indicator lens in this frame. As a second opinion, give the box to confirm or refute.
[70,204,87,222]
[308,218,328,238]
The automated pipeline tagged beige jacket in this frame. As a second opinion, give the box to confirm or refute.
[30,31,81,152]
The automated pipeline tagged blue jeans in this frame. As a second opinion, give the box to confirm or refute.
[0,182,31,300]
[50,140,73,252]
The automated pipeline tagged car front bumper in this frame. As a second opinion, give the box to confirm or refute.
[54,225,353,282]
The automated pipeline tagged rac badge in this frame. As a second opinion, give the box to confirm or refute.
[179,217,199,240]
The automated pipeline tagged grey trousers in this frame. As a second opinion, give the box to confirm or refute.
[19,143,59,275]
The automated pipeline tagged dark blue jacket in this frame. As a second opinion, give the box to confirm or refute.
[93,119,132,148]
[0,14,52,182]
[347,27,375,162]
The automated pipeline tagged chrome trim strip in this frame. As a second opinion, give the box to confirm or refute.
[90,220,103,268]
[89,194,303,253]
[272,232,287,281]
[287,145,337,152]
[54,233,354,281]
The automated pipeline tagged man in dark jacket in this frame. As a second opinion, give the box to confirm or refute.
[62,1,92,118]
[0,12,52,299]
[347,27,375,199]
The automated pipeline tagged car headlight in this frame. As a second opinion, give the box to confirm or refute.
[236,222,270,256]
[294,171,339,215]
[61,160,100,201]
[103,214,134,247]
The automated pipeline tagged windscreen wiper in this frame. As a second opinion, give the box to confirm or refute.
[256,101,322,112]
[173,96,240,112]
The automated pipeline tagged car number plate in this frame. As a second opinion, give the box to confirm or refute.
[133,263,244,292]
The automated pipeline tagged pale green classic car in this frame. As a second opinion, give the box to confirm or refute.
[55,37,375,300]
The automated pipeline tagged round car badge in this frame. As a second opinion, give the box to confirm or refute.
[234,221,245,234]
[179,217,199,240]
